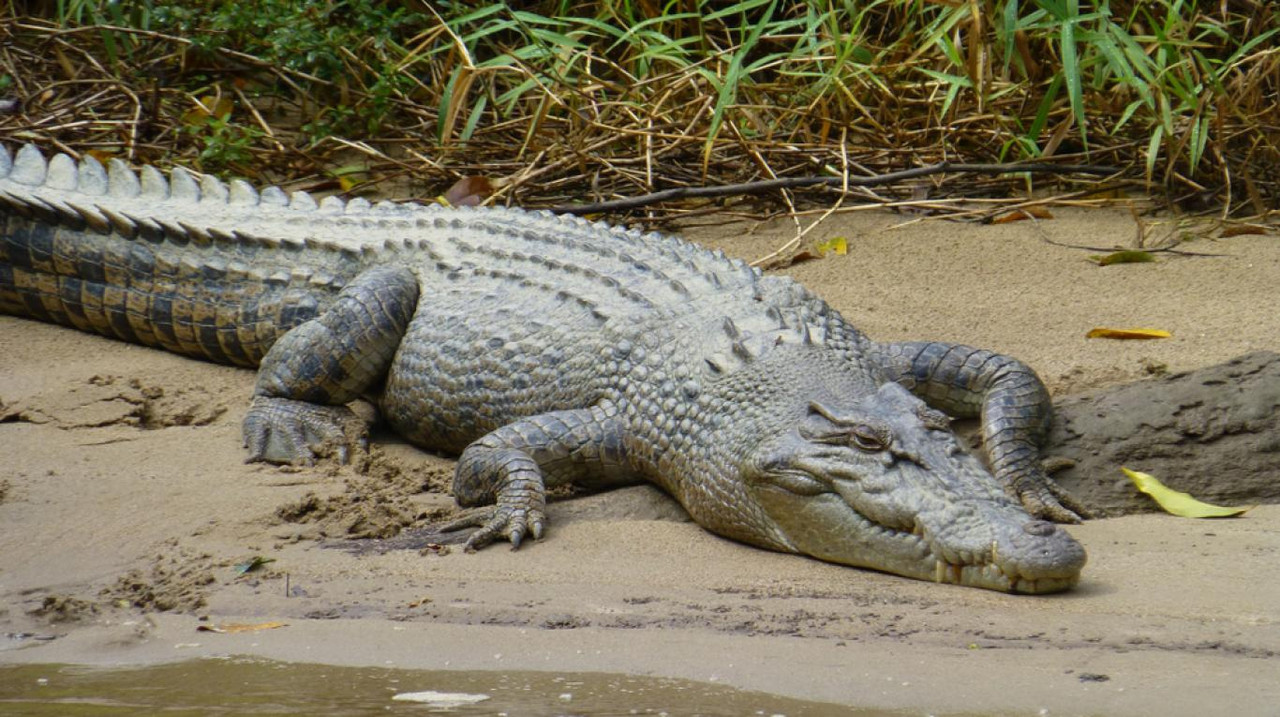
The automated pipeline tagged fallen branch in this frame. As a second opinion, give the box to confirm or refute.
[544,162,1124,215]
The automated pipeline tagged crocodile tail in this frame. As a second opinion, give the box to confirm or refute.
[0,144,355,367]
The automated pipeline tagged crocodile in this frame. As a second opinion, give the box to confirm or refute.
[0,143,1087,593]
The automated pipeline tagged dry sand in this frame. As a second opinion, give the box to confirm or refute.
[1,206,1277,715]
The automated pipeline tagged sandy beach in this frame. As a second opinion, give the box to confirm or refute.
[2,205,1277,714]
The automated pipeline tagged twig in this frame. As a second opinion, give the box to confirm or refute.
[544,161,1123,214]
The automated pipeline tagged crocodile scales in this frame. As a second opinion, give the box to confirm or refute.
[0,143,1086,593]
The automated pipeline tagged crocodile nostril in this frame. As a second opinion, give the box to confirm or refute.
[1022,520,1057,537]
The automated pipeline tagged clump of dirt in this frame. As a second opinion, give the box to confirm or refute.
[417,463,455,495]
[276,491,421,539]
[275,448,451,539]
[88,375,229,429]
[3,374,227,429]
[28,594,99,623]
[1051,351,1280,515]
[102,544,218,613]
[0,478,10,505]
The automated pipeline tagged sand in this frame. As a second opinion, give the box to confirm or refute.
[1,205,1277,715]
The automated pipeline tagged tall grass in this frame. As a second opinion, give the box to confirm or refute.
[1,0,1275,213]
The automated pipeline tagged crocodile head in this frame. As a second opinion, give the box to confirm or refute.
[692,345,1086,594]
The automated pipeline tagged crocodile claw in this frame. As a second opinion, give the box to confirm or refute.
[242,396,368,465]
[434,505,547,552]
[1008,463,1091,524]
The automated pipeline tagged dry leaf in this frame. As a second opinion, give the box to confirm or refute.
[86,148,117,164]
[1219,224,1268,238]
[992,207,1054,224]
[53,46,77,80]
[759,236,848,271]
[1122,468,1253,518]
[1086,328,1171,340]
[1089,250,1156,266]
[197,621,289,634]
[443,176,495,207]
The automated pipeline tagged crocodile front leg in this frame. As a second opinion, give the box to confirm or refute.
[442,404,639,550]
[243,265,419,464]
[867,341,1088,523]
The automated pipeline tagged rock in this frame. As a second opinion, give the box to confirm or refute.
[1047,352,1280,516]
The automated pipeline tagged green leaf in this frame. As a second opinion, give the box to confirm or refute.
[1060,20,1086,147]
[703,0,777,171]
[1000,0,1019,70]
[704,0,777,23]
[1028,74,1062,144]
[1122,468,1254,518]
[459,95,487,143]
[1145,124,1164,177]
[1114,99,1144,133]
[1188,114,1209,171]
[233,556,277,576]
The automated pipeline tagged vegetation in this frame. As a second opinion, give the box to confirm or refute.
[0,1,1275,216]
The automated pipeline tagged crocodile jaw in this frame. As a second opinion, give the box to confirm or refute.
[751,487,1085,594]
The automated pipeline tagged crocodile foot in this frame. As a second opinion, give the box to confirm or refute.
[1010,463,1092,524]
[434,502,546,552]
[242,396,368,465]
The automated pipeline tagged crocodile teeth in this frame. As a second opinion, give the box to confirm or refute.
[933,560,967,585]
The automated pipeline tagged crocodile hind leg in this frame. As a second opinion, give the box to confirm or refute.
[866,341,1088,523]
[439,404,639,550]
[243,265,419,464]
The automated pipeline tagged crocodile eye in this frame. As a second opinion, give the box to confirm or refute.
[849,422,892,452]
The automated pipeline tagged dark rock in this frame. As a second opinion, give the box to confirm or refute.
[1047,352,1280,515]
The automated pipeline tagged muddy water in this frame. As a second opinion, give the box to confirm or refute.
[0,658,888,716]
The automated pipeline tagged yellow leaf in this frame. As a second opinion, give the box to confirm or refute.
[1122,468,1253,518]
[328,164,367,194]
[182,96,233,127]
[813,236,848,256]
[197,621,289,634]
[1086,328,1171,340]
